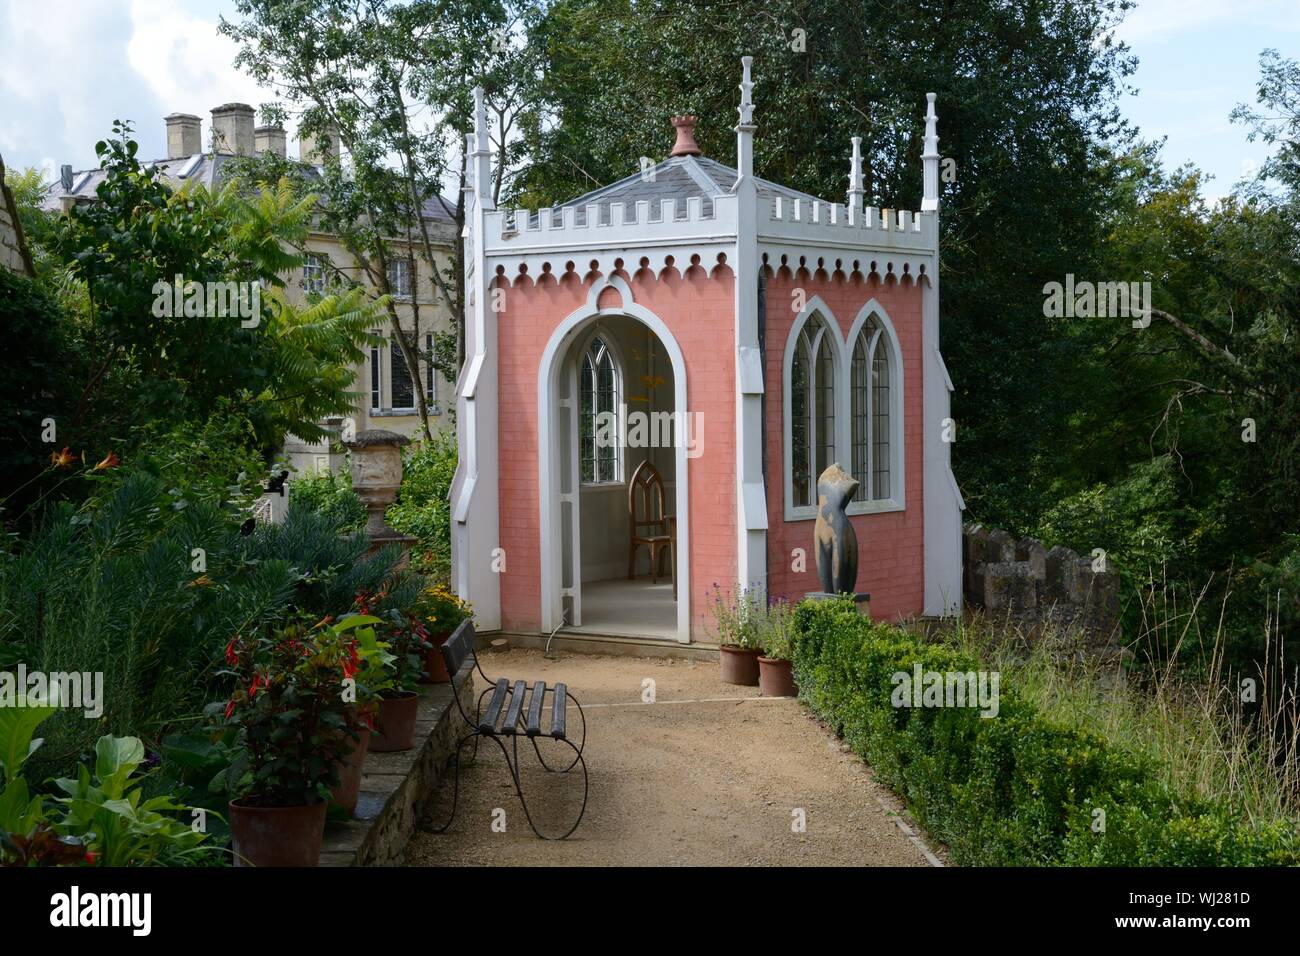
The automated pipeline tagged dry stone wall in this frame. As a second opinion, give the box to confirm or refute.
[963,523,1122,658]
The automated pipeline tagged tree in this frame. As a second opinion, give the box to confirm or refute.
[220,0,511,439]
[1,123,380,510]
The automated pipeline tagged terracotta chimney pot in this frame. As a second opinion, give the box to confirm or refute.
[670,115,701,157]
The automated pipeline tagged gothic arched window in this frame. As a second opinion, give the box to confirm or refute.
[789,314,836,509]
[578,335,621,484]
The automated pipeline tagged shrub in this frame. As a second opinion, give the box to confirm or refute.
[0,472,406,781]
[385,433,456,580]
[792,598,1300,866]
[287,464,365,531]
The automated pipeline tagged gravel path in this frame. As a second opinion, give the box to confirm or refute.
[405,648,940,867]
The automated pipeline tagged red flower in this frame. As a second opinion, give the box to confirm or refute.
[225,638,239,665]
[224,698,236,720]
[249,674,265,698]
[93,451,120,471]
[84,850,99,866]
[343,642,361,679]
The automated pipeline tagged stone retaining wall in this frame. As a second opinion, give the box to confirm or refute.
[963,523,1122,656]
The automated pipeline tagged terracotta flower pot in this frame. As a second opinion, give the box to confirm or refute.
[758,657,798,697]
[228,798,327,867]
[418,630,453,684]
[329,726,370,816]
[719,645,761,686]
[369,691,420,752]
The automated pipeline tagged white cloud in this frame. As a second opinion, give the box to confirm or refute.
[127,0,267,127]
[0,0,281,173]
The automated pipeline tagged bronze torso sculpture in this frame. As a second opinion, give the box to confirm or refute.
[814,463,859,595]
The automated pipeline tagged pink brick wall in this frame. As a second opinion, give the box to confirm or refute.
[494,265,737,636]
[762,269,926,621]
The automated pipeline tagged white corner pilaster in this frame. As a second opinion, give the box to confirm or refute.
[451,88,502,630]
[733,55,768,595]
[919,93,962,616]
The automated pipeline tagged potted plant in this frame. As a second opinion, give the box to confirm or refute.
[220,615,374,867]
[709,585,763,686]
[414,584,472,683]
[757,599,797,697]
[359,611,425,752]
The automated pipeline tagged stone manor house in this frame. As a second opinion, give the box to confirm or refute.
[41,103,458,474]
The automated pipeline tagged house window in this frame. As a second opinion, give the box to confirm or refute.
[785,301,903,518]
[390,334,415,410]
[302,254,327,295]
[370,330,439,415]
[579,335,620,484]
[387,257,412,299]
[425,333,438,405]
[789,314,836,509]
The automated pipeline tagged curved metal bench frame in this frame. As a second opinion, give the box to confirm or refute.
[427,619,589,840]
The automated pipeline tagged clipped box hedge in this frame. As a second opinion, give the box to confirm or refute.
[791,598,1299,866]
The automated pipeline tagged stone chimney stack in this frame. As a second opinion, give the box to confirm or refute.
[254,124,287,159]
[210,103,255,156]
[165,113,202,159]
[300,124,340,165]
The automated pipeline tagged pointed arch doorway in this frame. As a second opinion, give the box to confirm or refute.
[537,278,691,643]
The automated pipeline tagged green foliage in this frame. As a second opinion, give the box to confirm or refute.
[412,582,471,637]
[218,615,376,806]
[0,269,84,515]
[2,127,378,513]
[53,734,206,866]
[2,708,203,866]
[0,472,408,782]
[219,0,501,437]
[385,433,458,579]
[288,464,365,531]
[0,701,59,839]
[792,598,1299,865]
[707,585,791,653]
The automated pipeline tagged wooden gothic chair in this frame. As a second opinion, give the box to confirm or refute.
[627,459,673,585]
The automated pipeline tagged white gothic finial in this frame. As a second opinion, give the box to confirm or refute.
[922,93,940,212]
[473,86,488,151]
[923,92,939,158]
[847,135,865,221]
[737,56,755,128]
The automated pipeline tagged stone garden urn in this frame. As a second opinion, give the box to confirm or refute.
[344,429,416,561]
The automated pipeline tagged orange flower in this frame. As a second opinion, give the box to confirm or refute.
[93,451,120,471]
[49,447,74,468]
[188,574,213,588]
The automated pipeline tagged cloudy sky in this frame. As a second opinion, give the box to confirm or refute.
[1,0,1296,201]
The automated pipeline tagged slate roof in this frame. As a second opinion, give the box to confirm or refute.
[557,153,822,223]
[42,151,457,224]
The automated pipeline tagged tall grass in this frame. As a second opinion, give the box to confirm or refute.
[948,579,1300,827]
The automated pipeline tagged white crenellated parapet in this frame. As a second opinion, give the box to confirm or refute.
[482,191,738,280]
[758,194,935,255]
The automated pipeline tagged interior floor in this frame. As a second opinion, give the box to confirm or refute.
[567,577,677,640]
